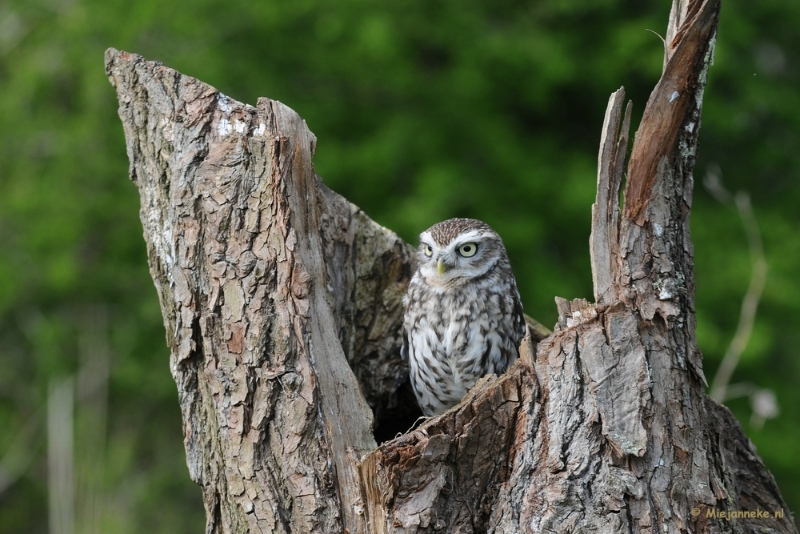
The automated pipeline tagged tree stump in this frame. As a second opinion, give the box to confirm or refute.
[105,0,796,532]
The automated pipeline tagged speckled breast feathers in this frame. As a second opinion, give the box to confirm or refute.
[402,218,525,416]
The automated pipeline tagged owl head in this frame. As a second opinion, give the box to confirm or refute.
[416,218,510,288]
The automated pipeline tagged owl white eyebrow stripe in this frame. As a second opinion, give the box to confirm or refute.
[451,229,486,245]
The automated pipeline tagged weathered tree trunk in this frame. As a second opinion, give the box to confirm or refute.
[105,0,796,532]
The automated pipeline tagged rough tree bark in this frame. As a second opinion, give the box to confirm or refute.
[105,0,796,532]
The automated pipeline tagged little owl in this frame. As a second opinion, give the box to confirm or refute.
[402,218,526,416]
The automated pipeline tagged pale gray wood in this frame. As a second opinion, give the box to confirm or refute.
[590,87,629,305]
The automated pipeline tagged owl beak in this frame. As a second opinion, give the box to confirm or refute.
[437,258,451,276]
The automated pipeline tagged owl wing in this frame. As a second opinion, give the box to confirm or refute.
[401,324,409,362]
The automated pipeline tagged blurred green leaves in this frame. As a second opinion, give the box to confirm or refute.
[1,0,799,531]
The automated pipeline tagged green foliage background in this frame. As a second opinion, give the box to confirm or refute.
[1,0,798,530]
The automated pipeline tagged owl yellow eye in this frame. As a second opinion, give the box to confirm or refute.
[423,244,434,257]
[457,243,478,257]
